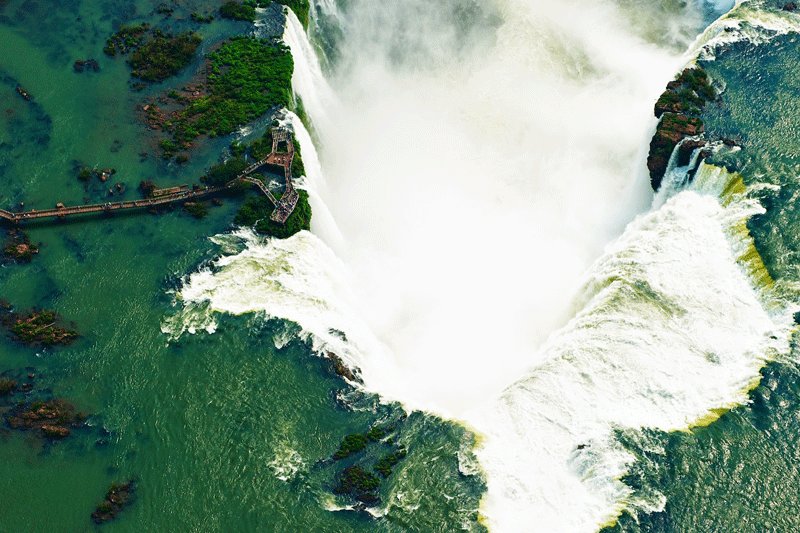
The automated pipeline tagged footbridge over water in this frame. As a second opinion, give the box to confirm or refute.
[0,127,299,225]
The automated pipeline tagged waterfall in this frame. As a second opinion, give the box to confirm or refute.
[168,1,799,530]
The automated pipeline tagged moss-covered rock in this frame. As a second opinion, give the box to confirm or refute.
[654,68,716,118]
[128,30,201,83]
[0,377,17,396]
[333,434,369,460]
[104,24,150,56]
[3,230,38,263]
[4,309,78,346]
[91,481,136,524]
[5,399,86,439]
[183,201,209,219]
[374,448,407,478]
[335,465,380,505]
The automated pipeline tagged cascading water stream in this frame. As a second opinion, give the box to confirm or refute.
[167,1,800,531]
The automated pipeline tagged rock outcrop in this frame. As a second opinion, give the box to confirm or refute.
[648,67,718,190]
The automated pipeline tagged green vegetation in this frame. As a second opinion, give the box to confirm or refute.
[648,67,714,189]
[7,310,78,346]
[374,448,407,478]
[334,465,380,505]
[165,36,293,145]
[3,230,38,262]
[219,1,255,21]
[333,434,369,459]
[105,24,201,84]
[128,31,201,82]
[103,23,150,56]
[276,0,310,28]
[218,0,310,27]
[235,189,311,239]
[204,156,248,187]
[655,67,716,118]
[78,167,92,181]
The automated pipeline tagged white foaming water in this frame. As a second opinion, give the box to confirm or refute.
[167,1,798,531]
[691,0,800,59]
[473,164,792,531]
[274,0,706,414]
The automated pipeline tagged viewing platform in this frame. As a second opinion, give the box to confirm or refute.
[0,127,299,225]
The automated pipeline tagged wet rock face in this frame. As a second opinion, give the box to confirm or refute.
[325,352,363,384]
[647,114,705,189]
[91,481,136,524]
[648,67,718,191]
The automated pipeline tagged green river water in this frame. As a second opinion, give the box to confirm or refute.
[6,0,800,532]
[0,1,483,531]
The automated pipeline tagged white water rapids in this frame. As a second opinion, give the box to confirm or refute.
[166,1,799,531]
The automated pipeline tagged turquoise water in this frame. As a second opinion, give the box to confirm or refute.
[0,1,483,531]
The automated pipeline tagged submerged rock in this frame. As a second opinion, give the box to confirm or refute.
[0,377,17,396]
[73,59,100,73]
[91,481,136,524]
[5,398,86,439]
[2,230,39,263]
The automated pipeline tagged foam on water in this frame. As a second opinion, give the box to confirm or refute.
[166,2,799,531]
[472,164,793,531]
[691,0,800,59]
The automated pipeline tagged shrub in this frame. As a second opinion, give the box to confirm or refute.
[204,157,248,186]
